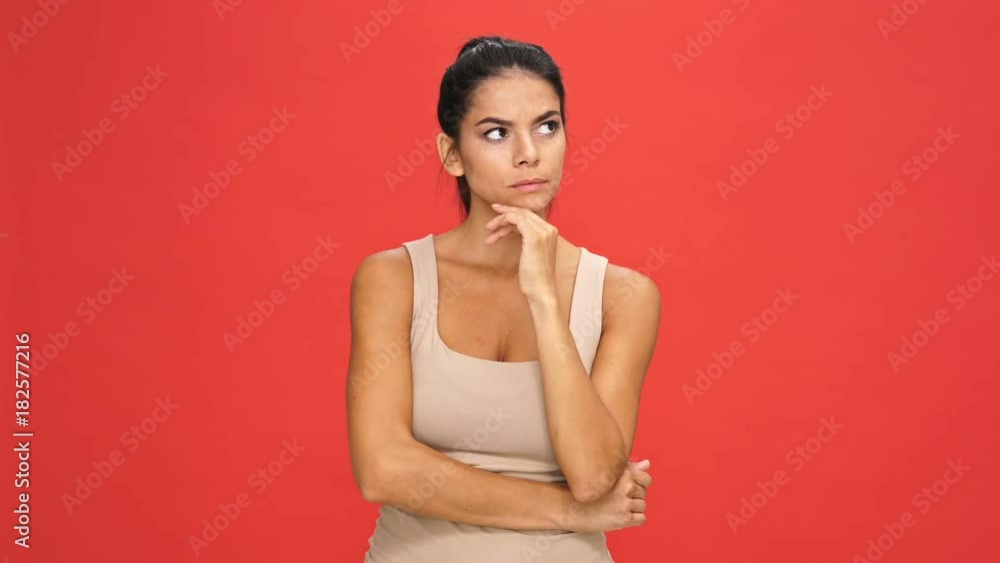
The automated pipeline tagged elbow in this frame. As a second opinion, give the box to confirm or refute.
[569,476,615,506]
[359,475,384,504]
[568,459,628,505]
[570,486,601,506]
[353,438,417,504]
[356,458,391,504]
[570,482,610,506]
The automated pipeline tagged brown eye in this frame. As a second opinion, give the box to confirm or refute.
[485,128,507,142]
[538,121,560,134]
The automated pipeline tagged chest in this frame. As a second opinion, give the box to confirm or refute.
[436,270,576,363]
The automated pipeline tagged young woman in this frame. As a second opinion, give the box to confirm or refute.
[347,36,661,563]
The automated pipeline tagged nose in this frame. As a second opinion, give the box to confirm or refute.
[513,138,540,166]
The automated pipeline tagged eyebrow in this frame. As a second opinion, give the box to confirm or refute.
[474,110,561,127]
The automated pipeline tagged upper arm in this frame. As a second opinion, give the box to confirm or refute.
[346,248,416,501]
[589,265,662,456]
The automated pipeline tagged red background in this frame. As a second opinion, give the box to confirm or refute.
[3,0,998,561]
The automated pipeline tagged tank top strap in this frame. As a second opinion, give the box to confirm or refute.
[401,233,438,345]
[570,247,609,375]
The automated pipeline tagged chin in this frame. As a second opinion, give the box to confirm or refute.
[513,191,553,211]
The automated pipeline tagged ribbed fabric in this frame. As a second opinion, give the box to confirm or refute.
[364,233,614,563]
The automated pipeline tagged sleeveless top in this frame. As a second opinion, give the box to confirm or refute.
[364,233,615,563]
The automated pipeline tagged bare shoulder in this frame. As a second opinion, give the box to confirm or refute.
[601,261,662,322]
[350,245,414,318]
[352,245,412,286]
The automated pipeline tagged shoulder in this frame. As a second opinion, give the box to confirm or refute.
[352,245,413,283]
[352,245,413,289]
[600,261,661,323]
[350,245,414,316]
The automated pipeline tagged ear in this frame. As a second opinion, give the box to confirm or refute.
[437,132,464,178]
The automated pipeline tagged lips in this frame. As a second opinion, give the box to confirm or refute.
[510,178,546,188]
[511,180,546,192]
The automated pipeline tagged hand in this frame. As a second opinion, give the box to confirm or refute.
[566,459,652,534]
[484,203,559,303]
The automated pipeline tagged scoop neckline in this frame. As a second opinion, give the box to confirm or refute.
[427,233,587,368]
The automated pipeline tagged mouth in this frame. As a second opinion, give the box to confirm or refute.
[510,179,547,192]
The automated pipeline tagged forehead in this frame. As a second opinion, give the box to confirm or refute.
[467,72,560,120]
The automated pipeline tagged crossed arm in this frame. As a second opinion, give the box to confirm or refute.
[346,249,660,528]
[529,264,661,503]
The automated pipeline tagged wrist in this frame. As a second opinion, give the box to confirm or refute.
[547,484,586,532]
[527,290,559,313]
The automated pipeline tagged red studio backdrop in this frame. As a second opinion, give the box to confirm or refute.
[2,0,998,561]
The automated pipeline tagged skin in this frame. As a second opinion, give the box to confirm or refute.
[347,71,661,533]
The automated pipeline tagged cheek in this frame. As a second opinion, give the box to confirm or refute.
[546,141,567,168]
[465,144,508,175]
[546,133,567,155]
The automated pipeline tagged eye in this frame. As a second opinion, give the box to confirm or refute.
[538,120,560,135]
[485,128,508,142]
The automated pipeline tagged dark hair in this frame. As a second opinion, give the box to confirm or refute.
[436,36,567,217]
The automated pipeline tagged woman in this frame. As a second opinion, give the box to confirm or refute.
[347,36,661,562]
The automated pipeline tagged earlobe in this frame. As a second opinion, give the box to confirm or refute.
[437,132,464,177]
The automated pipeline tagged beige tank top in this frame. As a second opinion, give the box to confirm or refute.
[364,233,615,563]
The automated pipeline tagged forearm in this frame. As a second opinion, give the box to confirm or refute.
[370,438,579,531]
[530,295,629,503]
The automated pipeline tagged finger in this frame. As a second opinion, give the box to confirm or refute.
[522,213,548,240]
[629,512,647,527]
[492,204,548,239]
[491,202,527,214]
[485,208,520,230]
[632,470,653,488]
[628,498,647,513]
[628,485,646,499]
[632,459,650,470]
[504,205,551,239]
[490,212,524,234]
[484,225,515,245]
[493,202,543,221]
